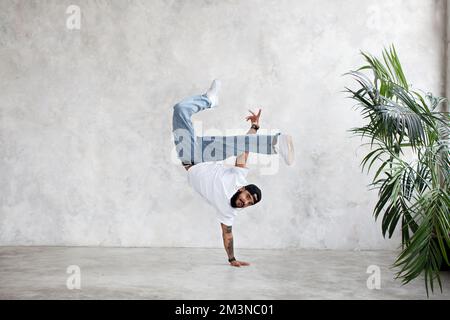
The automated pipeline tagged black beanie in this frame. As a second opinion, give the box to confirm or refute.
[244,184,262,205]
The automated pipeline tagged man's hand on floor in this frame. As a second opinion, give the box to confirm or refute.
[230,260,250,267]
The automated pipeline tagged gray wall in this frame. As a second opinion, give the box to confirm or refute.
[446,0,450,105]
[0,0,446,249]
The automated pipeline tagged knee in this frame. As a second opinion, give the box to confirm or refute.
[173,103,185,113]
[173,103,191,122]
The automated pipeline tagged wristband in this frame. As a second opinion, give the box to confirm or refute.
[228,257,236,263]
[251,124,260,131]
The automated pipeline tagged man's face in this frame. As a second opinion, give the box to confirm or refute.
[233,188,255,208]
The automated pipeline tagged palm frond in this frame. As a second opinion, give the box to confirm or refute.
[345,45,450,295]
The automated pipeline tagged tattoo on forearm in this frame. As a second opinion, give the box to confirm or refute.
[226,226,232,233]
[226,238,234,258]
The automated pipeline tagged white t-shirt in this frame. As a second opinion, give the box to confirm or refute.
[187,162,249,226]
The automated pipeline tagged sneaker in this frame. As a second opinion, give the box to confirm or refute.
[273,134,294,165]
[205,79,221,108]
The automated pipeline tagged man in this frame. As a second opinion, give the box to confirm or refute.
[172,80,294,267]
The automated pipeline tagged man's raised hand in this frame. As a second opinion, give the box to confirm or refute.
[245,109,261,126]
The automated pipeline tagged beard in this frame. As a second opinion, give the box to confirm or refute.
[230,190,241,208]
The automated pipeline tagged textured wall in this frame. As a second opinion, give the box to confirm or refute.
[0,0,446,249]
[446,0,450,105]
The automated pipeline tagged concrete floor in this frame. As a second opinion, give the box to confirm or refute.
[0,247,449,300]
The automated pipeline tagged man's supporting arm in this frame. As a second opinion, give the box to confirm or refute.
[221,223,235,260]
[220,223,250,267]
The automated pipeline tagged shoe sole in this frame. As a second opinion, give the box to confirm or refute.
[282,135,294,166]
[206,80,221,108]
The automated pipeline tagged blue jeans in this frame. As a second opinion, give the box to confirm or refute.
[172,94,280,165]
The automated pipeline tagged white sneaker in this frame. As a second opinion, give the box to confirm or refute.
[205,79,221,108]
[273,134,295,165]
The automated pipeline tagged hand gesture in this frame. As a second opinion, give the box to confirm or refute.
[245,109,261,126]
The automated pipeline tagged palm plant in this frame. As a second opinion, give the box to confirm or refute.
[345,45,450,296]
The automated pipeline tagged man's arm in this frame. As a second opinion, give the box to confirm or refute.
[220,223,250,267]
[235,126,257,168]
[235,109,261,168]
